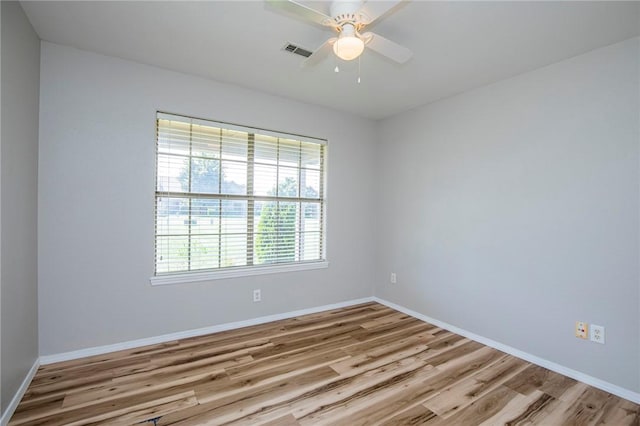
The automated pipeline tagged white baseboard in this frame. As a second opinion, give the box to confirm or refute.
[40,297,375,365]
[33,295,640,407]
[0,359,40,426]
[373,297,640,405]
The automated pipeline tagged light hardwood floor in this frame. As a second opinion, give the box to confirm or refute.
[9,302,640,425]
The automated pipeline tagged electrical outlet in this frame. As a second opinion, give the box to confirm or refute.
[390,273,397,284]
[590,324,605,344]
[253,289,261,303]
[575,321,588,339]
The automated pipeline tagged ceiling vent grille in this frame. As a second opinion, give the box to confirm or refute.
[283,43,313,58]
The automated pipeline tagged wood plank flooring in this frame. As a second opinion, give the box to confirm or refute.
[9,302,640,425]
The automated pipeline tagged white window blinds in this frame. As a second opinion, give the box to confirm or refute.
[155,112,326,276]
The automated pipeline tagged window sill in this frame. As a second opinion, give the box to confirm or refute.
[149,261,329,286]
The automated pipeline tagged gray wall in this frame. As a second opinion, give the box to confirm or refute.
[375,37,640,392]
[1,1,40,414]
[29,24,640,398]
[38,42,377,355]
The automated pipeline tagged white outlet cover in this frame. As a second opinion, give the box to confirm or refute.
[590,324,605,344]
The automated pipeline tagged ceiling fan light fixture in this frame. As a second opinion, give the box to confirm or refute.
[333,34,364,61]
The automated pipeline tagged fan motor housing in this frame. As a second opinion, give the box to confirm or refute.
[330,1,361,21]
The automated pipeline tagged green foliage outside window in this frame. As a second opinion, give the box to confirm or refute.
[256,177,298,264]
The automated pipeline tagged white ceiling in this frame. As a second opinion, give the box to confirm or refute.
[21,1,640,120]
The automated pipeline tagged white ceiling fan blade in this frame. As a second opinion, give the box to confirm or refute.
[302,38,336,68]
[363,32,412,64]
[358,0,403,25]
[265,0,333,26]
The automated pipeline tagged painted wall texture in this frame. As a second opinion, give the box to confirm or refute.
[38,42,377,356]
[1,0,40,413]
[375,37,640,392]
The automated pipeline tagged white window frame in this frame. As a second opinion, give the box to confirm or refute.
[150,112,328,286]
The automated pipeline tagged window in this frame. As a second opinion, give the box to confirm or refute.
[153,112,326,283]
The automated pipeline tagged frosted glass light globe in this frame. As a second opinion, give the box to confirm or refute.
[333,35,365,61]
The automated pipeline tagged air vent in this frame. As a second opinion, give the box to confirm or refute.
[282,43,313,58]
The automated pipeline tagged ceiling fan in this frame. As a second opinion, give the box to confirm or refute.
[267,0,412,66]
